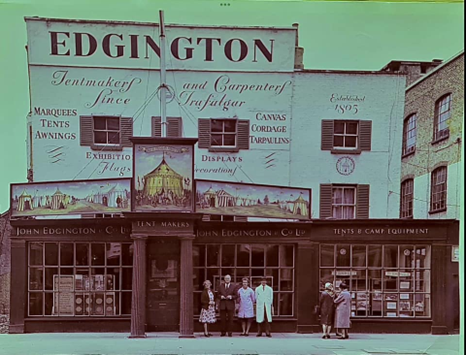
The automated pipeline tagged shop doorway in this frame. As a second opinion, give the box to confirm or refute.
[146,239,180,331]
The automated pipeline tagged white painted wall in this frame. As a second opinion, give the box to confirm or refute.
[412,162,462,219]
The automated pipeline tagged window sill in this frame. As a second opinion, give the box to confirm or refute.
[399,215,414,219]
[402,150,415,159]
[428,207,447,214]
[431,135,449,146]
[91,144,123,151]
[208,147,240,153]
[331,148,361,155]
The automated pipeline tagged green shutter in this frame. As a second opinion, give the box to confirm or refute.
[167,117,182,137]
[80,116,93,146]
[198,119,211,148]
[356,184,370,218]
[152,117,162,137]
[237,119,250,150]
[359,120,372,151]
[120,117,133,147]
[319,184,333,219]
[321,120,334,150]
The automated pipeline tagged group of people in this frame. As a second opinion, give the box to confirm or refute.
[319,282,351,340]
[199,275,274,338]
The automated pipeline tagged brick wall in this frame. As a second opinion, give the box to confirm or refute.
[0,210,11,333]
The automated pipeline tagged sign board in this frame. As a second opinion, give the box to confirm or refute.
[53,275,75,316]
[11,178,131,217]
[195,179,311,220]
[452,245,459,262]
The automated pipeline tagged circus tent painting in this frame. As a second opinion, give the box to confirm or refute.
[134,144,193,212]
[195,180,311,220]
[11,178,131,217]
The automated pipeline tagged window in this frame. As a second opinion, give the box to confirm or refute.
[28,242,133,317]
[80,116,133,150]
[320,184,370,219]
[319,244,431,318]
[430,166,447,213]
[193,244,295,317]
[321,120,372,153]
[198,118,250,152]
[332,186,356,219]
[433,94,452,142]
[152,117,182,137]
[400,179,414,218]
[402,114,417,156]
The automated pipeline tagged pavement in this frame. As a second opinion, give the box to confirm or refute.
[0,332,462,355]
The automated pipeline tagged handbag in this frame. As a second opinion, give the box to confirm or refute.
[313,305,320,315]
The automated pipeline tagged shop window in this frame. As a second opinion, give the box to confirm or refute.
[28,242,133,317]
[152,116,182,137]
[430,166,447,213]
[433,94,452,143]
[319,184,370,219]
[321,119,372,154]
[198,118,250,152]
[193,243,295,317]
[319,244,431,318]
[80,116,133,151]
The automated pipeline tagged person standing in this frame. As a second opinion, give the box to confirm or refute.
[255,276,273,337]
[319,282,335,339]
[237,278,255,336]
[334,282,351,339]
[218,274,237,337]
[199,280,216,337]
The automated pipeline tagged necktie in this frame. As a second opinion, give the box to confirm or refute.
[226,284,229,289]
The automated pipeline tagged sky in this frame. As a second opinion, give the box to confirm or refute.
[0,0,464,213]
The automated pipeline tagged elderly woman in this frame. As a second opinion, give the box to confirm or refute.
[334,282,351,339]
[199,280,216,337]
[237,278,255,336]
[319,282,335,339]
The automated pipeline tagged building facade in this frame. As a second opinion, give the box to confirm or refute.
[7,17,459,335]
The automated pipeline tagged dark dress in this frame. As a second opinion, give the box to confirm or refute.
[319,291,335,326]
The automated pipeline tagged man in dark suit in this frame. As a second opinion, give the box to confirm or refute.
[218,274,237,337]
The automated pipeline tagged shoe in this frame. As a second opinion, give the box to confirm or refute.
[240,333,245,336]
[208,333,213,337]
[228,333,232,337]
[322,335,326,339]
[204,333,210,337]
[256,333,262,337]
[266,333,272,337]
[326,335,331,339]
[221,333,226,337]
[245,333,249,337]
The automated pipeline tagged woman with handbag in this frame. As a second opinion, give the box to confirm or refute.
[199,280,216,337]
[319,282,336,339]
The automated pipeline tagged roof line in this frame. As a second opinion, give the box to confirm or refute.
[406,50,464,91]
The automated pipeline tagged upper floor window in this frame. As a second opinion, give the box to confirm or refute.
[80,116,133,151]
[433,94,452,142]
[400,179,414,218]
[402,114,417,156]
[430,166,447,213]
[198,118,250,152]
[321,120,372,154]
[320,184,370,219]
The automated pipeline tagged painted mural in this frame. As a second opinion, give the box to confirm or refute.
[11,178,131,217]
[195,180,311,220]
[134,144,193,212]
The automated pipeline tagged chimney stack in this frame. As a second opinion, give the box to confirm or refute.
[292,23,304,70]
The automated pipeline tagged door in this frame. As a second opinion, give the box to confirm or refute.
[146,239,180,331]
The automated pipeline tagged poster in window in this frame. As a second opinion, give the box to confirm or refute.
[133,139,195,212]
[386,302,397,310]
[52,275,75,316]
[386,312,397,317]
[11,178,131,217]
[399,301,411,311]
[451,245,459,262]
[400,293,410,300]
[195,179,311,220]
[400,281,410,289]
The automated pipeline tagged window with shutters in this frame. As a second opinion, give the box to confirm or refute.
[80,116,133,151]
[198,118,250,152]
[152,117,182,137]
[402,114,417,156]
[433,94,452,143]
[321,120,372,154]
[430,166,447,213]
[400,179,414,218]
[320,184,370,219]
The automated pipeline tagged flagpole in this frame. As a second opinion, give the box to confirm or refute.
[159,10,167,138]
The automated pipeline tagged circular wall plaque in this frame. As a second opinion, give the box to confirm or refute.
[336,156,356,176]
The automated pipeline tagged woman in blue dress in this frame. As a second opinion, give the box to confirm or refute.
[237,278,256,336]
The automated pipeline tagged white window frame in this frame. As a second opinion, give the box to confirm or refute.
[333,121,359,150]
[210,119,237,148]
[332,186,356,219]
[433,94,452,142]
[430,166,447,212]
[93,116,121,146]
[403,114,417,155]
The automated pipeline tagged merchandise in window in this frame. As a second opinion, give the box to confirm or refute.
[193,244,295,317]
[28,242,133,317]
[319,244,431,318]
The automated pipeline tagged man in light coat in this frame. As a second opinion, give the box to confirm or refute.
[255,276,273,337]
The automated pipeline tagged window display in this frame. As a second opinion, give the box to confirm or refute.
[28,242,133,317]
[319,244,431,318]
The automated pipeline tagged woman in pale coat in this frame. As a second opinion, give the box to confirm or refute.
[334,282,351,339]
[255,276,273,337]
[237,278,255,336]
